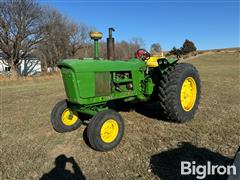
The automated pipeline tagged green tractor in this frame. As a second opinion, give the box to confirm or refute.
[51,28,201,151]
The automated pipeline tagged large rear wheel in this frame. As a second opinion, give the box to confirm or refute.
[158,63,201,122]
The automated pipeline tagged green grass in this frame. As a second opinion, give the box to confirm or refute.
[0,51,239,179]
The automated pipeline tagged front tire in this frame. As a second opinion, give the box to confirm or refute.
[87,109,124,151]
[158,63,201,122]
[51,100,82,133]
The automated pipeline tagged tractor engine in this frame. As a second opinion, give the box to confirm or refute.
[112,71,133,92]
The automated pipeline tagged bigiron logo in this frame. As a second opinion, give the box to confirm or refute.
[181,161,237,179]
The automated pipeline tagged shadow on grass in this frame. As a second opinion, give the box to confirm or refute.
[108,100,169,122]
[150,142,233,180]
[40,154,85,180]
[135,101,169,122]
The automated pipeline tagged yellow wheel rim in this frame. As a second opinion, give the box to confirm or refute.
[61,109,78,126]
[100,119,119,143]
[180,77,197,111]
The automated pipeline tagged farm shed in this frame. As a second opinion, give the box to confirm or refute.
[0,53,41,76]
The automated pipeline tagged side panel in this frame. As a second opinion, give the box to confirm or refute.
[132,70,145,94]
[76,72,95,98]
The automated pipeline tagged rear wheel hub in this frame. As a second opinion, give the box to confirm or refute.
[180,77,197,111]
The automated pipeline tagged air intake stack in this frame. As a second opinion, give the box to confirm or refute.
[90,32,103,60]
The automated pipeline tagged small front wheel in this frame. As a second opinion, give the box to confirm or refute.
[51,99,82,133]
[87,109,124,151]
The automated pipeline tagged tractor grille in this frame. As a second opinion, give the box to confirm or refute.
[95,72,111,96]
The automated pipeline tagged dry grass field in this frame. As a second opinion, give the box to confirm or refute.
[0,51,239,179]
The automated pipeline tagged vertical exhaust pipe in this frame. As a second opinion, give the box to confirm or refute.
[107,28,115,60]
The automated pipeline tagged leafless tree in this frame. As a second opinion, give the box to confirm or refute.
[0,0,146,76]
[114,37,144,59]
[0,0,43,76]
[150,43,162,55]
[130,37,145,51]
[99,41,107,59]
[68,22,93,57]
[37,8,70,68]
[37,8,94,68]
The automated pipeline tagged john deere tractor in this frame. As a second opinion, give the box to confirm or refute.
[51,28,201,151]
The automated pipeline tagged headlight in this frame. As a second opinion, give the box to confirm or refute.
[158,59,169,66]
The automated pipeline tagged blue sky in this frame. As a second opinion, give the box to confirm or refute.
[39,0,239,50]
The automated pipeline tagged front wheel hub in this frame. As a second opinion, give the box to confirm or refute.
[61,109,78,126]
[100,119,119,143]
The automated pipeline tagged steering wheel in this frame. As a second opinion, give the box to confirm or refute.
[135,49,151,61]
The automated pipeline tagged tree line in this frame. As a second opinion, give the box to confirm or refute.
[0,0,197,76]
[168,39,197,58]
[0,0,144,76]
[149,40,197,58]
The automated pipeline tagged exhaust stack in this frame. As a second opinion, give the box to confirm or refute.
[107,28,115,60]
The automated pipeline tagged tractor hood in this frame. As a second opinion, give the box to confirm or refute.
[58,58,145,72]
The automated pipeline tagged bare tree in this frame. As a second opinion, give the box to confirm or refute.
[37,8,70,68]
[68,22,92,57]
[0,0,43,76]
[99,41,107,59]
[150,43,162,55]
[37,8,94,68]
[115,38,144,59]
[130,37,145,50]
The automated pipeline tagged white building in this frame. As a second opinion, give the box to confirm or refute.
[0,53,41,76]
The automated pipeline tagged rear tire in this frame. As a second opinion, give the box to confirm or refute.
[158,63,201,122]
[87,109,124,151]
[51,100,82,133]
